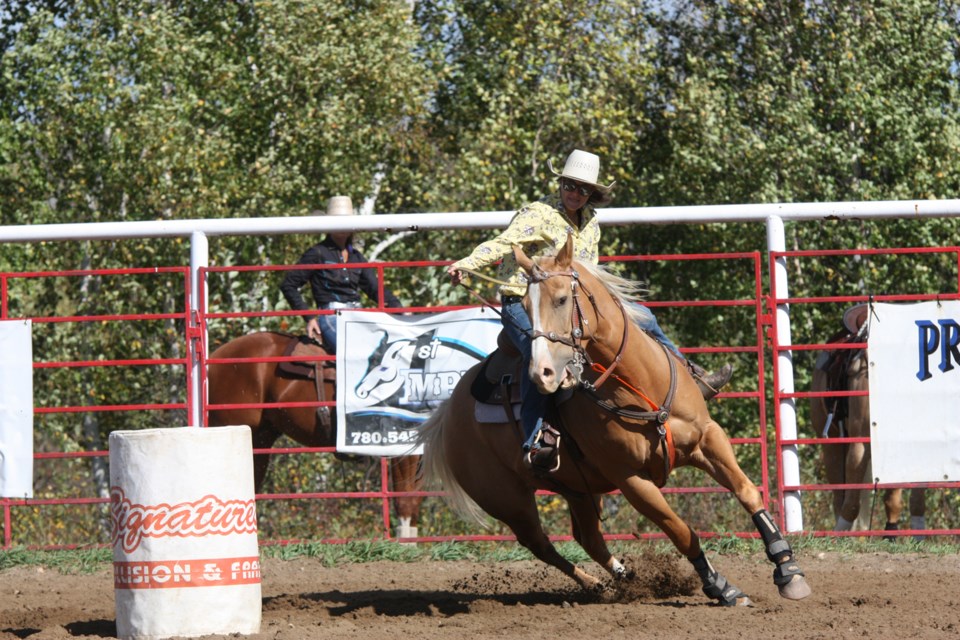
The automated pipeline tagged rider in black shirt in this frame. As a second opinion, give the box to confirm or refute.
[280,196,402,353]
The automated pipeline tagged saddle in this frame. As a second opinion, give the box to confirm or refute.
[277,335,335,382]
[472,329,572,423]
[276,335,335,431]
[470,331,523,410]
[815,325,868,437]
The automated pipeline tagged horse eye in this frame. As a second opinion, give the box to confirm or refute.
[556,295,568,307]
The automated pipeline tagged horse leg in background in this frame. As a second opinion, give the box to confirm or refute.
[812,367,855,530]
[689,421,811,601]
[246,426,281,492]
[821,440,848,527]
[882,489,903,540]
[833,439,871,531]
[909,489,927,540]
[886,488,928,541]
[389,455,423,540]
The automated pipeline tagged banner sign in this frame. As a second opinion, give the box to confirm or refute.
[0,319,33,498]
[335,307,500,456]
[869,301,960,483]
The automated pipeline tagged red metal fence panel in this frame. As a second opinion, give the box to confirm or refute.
[770,246,960,539]
[1,251,770,549]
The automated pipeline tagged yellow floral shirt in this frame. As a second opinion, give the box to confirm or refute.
[452,193,601,297]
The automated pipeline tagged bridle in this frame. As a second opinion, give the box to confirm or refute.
[526,261,680,484]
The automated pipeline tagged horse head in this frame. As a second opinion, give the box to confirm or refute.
[514,235,590,394]
[354,332,412,402]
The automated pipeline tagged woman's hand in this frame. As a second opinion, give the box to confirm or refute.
[447,265,463,285]
[306,318,322,343]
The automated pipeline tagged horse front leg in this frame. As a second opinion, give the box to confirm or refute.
[691,421,812,601]
[616,474,751,607]
[566,493,627,580]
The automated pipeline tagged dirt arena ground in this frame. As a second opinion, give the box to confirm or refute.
[2,549,959,639]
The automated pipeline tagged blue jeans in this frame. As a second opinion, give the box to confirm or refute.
[501,300,550,450]
[631,303,682,359]
[318,313,337,354]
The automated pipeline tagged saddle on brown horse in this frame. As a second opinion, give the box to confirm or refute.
[277,335,336,430]
[469,331,571,474]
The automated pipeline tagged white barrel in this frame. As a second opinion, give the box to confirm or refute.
[109,426,261,640]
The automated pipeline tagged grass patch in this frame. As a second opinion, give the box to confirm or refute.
[2,535,958,575]
[0,547,111,574]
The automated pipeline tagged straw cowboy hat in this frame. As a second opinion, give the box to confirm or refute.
[842,303,869,334]
[325,196,355,216]
[548,149,616,193]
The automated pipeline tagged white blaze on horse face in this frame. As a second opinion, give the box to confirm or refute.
[528,282,577,393]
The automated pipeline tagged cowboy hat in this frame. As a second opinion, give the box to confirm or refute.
[547,149,616,193]
[325,196,355,216]
[842,303,869,334]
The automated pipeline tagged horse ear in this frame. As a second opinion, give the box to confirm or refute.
[513,244,535,274]
[557,233,574,267]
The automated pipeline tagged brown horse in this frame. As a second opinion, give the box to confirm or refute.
[206,331,423,538]
[418,238,811,605]
[811,332,926,536]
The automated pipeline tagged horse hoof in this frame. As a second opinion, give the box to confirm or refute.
[734,595,753,607]
[778,574,812,600]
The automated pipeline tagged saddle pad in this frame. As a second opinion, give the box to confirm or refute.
[474,401,521,424]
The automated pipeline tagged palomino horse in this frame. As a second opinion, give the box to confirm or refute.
[810,316,926,535]
[206,331,423,538]
[418,238,811,605]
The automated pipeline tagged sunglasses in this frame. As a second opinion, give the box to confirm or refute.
[562,180,594,197]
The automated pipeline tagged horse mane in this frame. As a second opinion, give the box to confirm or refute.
[534,255,654,327]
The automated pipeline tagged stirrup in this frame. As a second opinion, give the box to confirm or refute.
[523,425,561,474]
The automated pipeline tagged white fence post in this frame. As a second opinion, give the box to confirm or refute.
[189,231,209,428]
[767,215,803,532]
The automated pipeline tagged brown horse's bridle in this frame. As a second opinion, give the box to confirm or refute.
[527,262,679,484]
[525,262,629,389]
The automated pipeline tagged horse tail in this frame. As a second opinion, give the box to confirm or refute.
[417,399,490,527]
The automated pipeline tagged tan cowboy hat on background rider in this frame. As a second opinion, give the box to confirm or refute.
[842,303,869,334]
[325,195,355,216]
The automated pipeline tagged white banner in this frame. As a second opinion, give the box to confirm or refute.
[869,301,960,483]
[0,319,33,498]
[335,307,501,456]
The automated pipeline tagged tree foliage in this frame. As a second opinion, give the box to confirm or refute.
[4,0,960,544]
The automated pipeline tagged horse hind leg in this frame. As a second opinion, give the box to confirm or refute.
[389,456,422,541]
[909,489,927,541]
[424,400,604,592]
[460,474,604,591]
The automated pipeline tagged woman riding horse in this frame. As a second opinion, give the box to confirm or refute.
[419,237,811,605]
[447,149,733,472]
